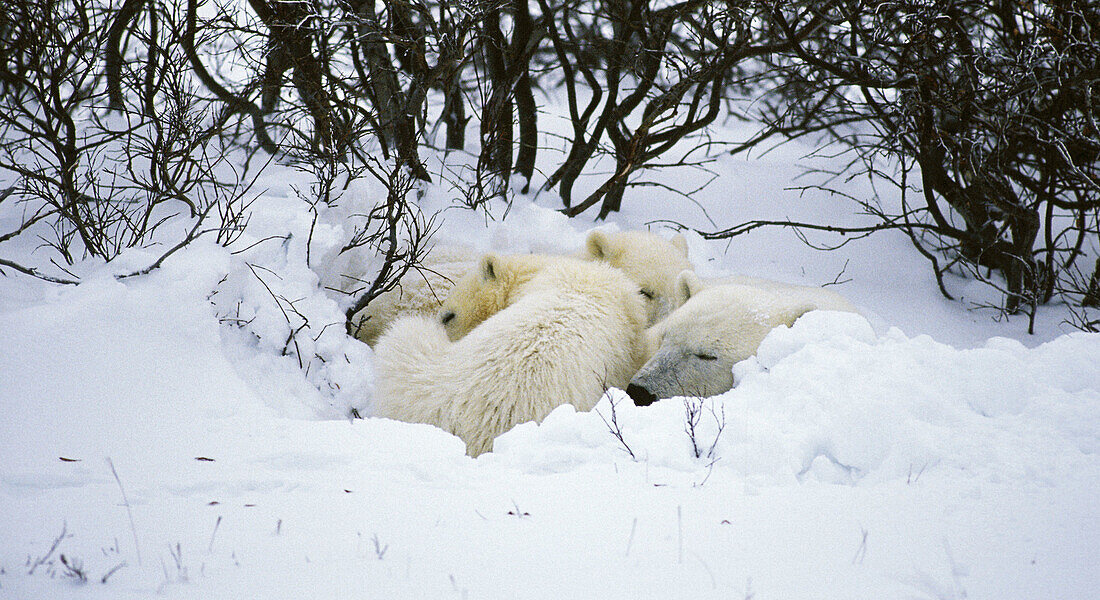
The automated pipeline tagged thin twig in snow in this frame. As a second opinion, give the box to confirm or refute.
[677,505,684,564]
[27,522,67,575]
[625,517,637,557]
[208,516,222,553]
[100,561,127,584]
[595,396,636,460]
[852,527,868,565]
[106,458,142,566]
[59,554,87,583]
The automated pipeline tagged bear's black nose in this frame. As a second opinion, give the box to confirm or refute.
[626,383,657,407]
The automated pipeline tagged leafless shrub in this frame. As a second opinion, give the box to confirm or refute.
[712,2,1100,329]
[188,0,495,180]
[286,129,372,269]
[336,155,440,337]
[540,1,782,218]
[247,262,313,367]
[684,396,705,458]
[0,1,259,284]
[7,0,1092,338]
[595,395,637,461]
[1061,256,1100,332]
[684,396,726,460]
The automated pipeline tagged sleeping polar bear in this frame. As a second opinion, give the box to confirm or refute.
[626,271,859,405]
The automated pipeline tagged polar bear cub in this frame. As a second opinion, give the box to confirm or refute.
[437,230,693,341]
[582,230,693,326]
[345,245,476,346]
[436,253,559,342]
[626,271,858,406]
[373,256,647,456]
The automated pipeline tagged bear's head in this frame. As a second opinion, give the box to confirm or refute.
[437,253,551,341]
[625,272,814,406]
[583,230,693,326]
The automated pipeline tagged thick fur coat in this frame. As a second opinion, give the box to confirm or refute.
[581,230,693,326]
[373,257,647,456]
[436,230,693,341]
[627,271,859,405]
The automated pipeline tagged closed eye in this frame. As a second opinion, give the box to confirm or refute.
[639,289,654,300]
[441,311,455,325]
[694,353,718,361]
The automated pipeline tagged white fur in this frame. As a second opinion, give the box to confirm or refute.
[438,253,558,341]
[434,230,692,342]
[347,246,476,346]
[373,258,647,456]
[627,271,859,404]
[582,230,693,325]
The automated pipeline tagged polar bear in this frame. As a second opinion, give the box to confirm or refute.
[625,271,858,406]
[436,253,559,342]
[345,246,476,346]
[581,230,693,325]
[437,230,693,341]
[373,256,648,456]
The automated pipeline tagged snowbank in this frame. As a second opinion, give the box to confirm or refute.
[1,244,1097,598]
[1,138,1097,598]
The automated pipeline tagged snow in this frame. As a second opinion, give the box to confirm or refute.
[1,129,1098,599]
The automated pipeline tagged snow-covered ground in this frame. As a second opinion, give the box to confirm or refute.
[1,125,1097,599]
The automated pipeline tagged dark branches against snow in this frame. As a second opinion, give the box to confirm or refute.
[0,0,259,283]
[596,395,636,461]
[731,1,1100,323]
[341,154,438,337]
[1,0,1096,331]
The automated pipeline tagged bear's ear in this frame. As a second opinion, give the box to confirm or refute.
[479,254,499,281]
[675,270,705,306]
[584,230,612,260]
[670,232,689,257]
